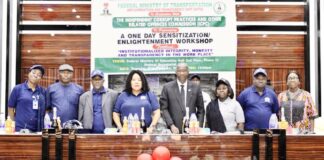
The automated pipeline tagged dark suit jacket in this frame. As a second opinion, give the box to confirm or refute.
[78,88,118,129]
[160,80,205,133]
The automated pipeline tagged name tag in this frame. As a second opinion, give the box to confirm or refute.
[140,96,146,100]
[32,95,39,110]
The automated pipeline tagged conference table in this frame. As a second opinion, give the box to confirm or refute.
[0,130,324,159]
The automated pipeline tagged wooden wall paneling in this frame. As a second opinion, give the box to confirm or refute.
[73,67,91,90]
[236,68,305,96]
[22,4,91,21]
[236,5,305,22]
[237,34,305,68]
[236,34,305,95]
[20,34,91,90]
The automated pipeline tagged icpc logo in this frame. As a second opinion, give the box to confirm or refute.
[101,2,111,16]
[213,2,226,14]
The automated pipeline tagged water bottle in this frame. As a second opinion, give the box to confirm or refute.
[189,113,198,134]
[5,116,13,134]
[122,116,128,134]
[133,113,140,134]
[128,114,134,134]
[44,113,51,129]
[53,107,57,119]
[279,107,288,130]
[269,113,278,129]
[11,121,15,133]
[52,107,58,129]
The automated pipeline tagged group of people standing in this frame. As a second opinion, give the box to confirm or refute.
[7,63,318,134]
[8,64,83,132]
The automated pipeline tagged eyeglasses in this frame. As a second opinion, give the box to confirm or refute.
[288,77,299,81]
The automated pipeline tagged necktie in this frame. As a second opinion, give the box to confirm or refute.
[180,85,185,108]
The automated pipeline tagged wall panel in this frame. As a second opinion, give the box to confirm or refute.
[236,5,305,22]
[20,34,90,90]
[22,4,91,21]
[236,34,305,95]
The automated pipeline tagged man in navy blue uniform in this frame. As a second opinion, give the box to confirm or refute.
[46,64,83,125]
[237,68,279,130]
[8,65,46,132]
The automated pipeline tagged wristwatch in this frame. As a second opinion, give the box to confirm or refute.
[117,126,122,132]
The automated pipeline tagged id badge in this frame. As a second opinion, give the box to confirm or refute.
[140,96,146,100]
[32,96,38,110]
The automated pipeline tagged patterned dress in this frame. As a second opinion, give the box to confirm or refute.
[278,89,318,132]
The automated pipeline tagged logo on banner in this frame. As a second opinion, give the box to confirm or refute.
[213,2,226,14]
[101,2,111,16]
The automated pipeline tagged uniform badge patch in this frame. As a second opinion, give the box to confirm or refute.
[264,97,271,103]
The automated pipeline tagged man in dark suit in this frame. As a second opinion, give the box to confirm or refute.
[160,63,205,133]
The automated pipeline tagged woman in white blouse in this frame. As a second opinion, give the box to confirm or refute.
[206,78,245,132]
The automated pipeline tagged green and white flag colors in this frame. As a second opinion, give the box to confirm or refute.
[91,0,237,81]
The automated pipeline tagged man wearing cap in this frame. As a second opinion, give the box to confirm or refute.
[190,74,211,127]
[237,68,279,130]
[160,63,205,134]
[78,70,118,133]
[46,64,84,125]
[8,64,46,132]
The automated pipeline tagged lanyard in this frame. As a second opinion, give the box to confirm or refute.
[290,100,293,126]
